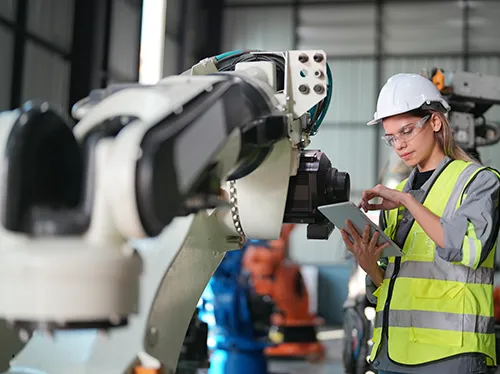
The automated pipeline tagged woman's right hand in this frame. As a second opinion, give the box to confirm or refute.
[340,220,389,276]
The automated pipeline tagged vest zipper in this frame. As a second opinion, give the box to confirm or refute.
[382,256,400,340]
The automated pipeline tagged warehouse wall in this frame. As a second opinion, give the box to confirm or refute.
[163,0,225,76]
[0,0,143,115]
[223,6,294,51]
[223,0,500,325]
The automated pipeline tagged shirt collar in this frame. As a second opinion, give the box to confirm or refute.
[402,156,452,193]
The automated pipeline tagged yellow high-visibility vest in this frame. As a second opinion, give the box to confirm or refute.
[370,159,500,366]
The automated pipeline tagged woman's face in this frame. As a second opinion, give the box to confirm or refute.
[382,112,440,167]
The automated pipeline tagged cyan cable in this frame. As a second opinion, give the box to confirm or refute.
[310,62,333,135]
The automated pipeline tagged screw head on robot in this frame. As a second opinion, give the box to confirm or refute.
[18,328,30,343]
[19,113,28,126]
[313,84,325,94]
[120,116,130,125]
[299,84,309,94]
[313,53,324,62]
[147,326,159,347]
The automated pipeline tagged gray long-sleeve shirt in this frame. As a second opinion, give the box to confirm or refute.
[366,156,500,374]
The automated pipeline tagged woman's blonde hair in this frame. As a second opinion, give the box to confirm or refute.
[410,108,479,164]
[432,111,479,164]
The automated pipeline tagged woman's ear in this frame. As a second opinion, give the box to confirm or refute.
[431,113,442,132]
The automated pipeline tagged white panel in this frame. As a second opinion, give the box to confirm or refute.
[0,0,16,20]
[109,0,141,82]
[468,57,500,170]
[289,126,376,264]
[0,25,13,111]
[22,41,70,113]
[222,7,294,51]
[324,58,376,124]
[27,0,74,52]
[163,36,178,77]
[384,1,462,55]
[469,1,500,53]
[298,4,376,56]
[379,56,464,169]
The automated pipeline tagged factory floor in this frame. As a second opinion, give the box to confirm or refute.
[268,327,347,374]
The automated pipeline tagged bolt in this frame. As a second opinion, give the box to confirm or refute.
[314,70,324,78]
[109,314,121,326]
[18,329,30,343]
[299,84,310,94]
[298,54,309,63]
[313,53,324,62]
[147,326,159,347]
[314,84,325,94]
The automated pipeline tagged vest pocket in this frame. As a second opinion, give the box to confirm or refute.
[404,231,435,260]
[409,281,465,347]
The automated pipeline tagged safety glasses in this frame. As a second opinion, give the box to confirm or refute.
[381,114,431,147]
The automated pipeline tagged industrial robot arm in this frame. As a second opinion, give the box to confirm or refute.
[429,68,500,161]
[0,50,350,374]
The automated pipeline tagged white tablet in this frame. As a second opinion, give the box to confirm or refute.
[318,201,404,257]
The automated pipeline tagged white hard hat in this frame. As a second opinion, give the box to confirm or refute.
[367,73,451,126]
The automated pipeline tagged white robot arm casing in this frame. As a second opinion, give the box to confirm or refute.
[0,50,350,374]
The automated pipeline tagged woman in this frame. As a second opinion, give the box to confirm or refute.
[340,73,500,374]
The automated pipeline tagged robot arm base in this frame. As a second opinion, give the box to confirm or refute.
[6,211,236,374]
[0,239,141,333]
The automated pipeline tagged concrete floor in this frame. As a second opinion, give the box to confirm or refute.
[268,327,346,374]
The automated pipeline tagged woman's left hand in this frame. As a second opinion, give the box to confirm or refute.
[358,184,407,212]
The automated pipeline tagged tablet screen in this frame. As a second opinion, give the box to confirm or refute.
[318,202,404,257]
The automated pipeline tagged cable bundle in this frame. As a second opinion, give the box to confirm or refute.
[214,50,332,136]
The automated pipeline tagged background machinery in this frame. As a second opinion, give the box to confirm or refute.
[176,310,210,374]
[199,243,276,374]
[0,49,350,374]
[429,68,500,163]
[243,224,326,362]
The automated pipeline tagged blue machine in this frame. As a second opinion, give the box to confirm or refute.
[199,242,275,374]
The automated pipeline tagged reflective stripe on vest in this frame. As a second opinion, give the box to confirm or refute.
[383,260,493,284]
[374,310,495,334]
[370,160,499,366]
